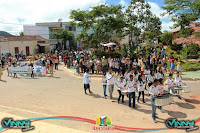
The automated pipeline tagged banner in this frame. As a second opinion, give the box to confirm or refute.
[8,67,32,74]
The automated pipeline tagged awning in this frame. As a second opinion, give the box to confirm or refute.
[101,42,116,46]
[38,44,50,46]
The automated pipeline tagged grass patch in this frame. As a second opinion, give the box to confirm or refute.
[182,61,200,70]
[167,61,200,71]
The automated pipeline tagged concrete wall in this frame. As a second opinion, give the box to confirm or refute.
[0,41,35,56]
[24,25,49,39]
[0,40,50,56]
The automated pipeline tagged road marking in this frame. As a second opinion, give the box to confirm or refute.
[0,105,51,116]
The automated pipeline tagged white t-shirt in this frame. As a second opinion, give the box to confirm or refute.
[106,73,115,85]
[156,72,164,79]
[144,69,150,76]
[149,85,159,99]
[114,61,119,69]
[127,80,136,92]
[102,77,107,85]
[137,81,145,91]
[175,76,184,86]
[124,72,129,79]
[116,80,126,90]
[165,78,174,90]
[135,73,139,81]
[83,72,90,84]
[156,84,165,94]
[148,75,155,83]
[117,74,123,82]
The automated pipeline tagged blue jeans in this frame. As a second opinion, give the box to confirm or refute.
[150,98,156,120]
[128,92,136,108]
[103,85,107,97]
[108,85,114,99]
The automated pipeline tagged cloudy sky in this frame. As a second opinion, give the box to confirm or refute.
[0,0,174,35]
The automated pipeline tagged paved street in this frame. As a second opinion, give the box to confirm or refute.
[0,64,200,133]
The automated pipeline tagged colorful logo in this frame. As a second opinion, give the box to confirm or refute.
[96,116,111,126]
[93,116,115,132]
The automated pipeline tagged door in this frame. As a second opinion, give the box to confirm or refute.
[15,47,19,54]
[26,46,30,56]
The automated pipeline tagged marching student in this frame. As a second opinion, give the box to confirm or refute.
[156,78,165,112]
[175,72,186,86]
[127,75,137,108]
[144,66,151,83]
[124,69,129,82]
[83,69,92,95]
[137,75,145,103]
[134,70,139,81]
[148,71,155,88]
[106,68,115,99]
[165,73,181,99]
[149,79,159,123]
[128,69,135,81]
[116,76,126,104]
[156,68,164,80]
[117,71,123,82]
[102,73,108,98]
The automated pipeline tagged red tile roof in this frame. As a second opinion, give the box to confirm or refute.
[0,36,45,41]
[173,23,200,45]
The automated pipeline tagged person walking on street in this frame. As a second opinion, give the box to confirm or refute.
[83,69,92,95]
[106,69,115,99]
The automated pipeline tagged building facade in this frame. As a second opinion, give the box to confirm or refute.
[0,36,50,56]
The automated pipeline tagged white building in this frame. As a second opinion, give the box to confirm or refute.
[24,25,49,39]
[23,21,82,51]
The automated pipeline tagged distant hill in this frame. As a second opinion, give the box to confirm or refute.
[0,31,14,37]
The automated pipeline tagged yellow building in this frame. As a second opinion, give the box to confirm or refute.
[0,36,50,56]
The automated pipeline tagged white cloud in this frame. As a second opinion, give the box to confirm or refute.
[148,2,169,19]
[119,0,126,6]
[161,21,175,32]
[0,0,104,35]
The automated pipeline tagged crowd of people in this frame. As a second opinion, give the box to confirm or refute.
[82,46,187,123]
[0,46,188,123]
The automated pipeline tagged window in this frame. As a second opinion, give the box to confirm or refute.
[26,46,30,56]
[69,26,72,31]
[15,47,19,54]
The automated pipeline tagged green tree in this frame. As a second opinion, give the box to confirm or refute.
[125,0,162,45]
[162,0,200,38]
[70,3,126,48]
[52,29,74,50]
[19,31,24,36]
[160,31,174,46]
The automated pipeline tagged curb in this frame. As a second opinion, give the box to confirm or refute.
[64,67,200,80]
[64,67,103,78]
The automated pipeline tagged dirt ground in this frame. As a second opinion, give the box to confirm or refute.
[0,64,200,133]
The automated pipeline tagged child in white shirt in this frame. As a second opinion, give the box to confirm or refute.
[116,76,126,104]
[137,75,145,103]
